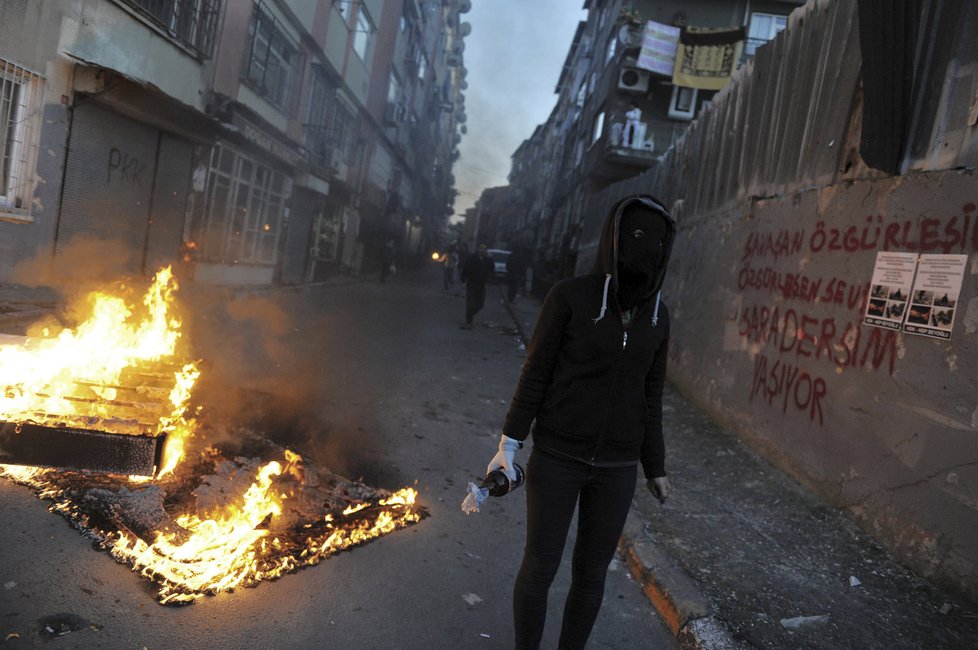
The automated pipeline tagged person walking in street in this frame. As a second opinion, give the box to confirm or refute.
[484,194,676,649]
[440,244,459,292]
[459,243,494,329]
[380,237,396,283]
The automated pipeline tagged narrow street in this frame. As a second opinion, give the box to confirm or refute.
[0,264,676,649]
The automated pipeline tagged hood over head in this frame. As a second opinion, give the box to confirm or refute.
[591,194,676,312]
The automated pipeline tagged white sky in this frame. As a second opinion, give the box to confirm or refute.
[451,1,588,223]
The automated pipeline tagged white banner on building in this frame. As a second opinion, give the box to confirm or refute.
[903,254,967,339]
[863,251,917,331]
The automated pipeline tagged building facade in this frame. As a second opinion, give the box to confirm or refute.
[0,0,468,286]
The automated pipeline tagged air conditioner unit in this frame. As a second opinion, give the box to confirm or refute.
[384,102,398,125]
[618,67,650,94]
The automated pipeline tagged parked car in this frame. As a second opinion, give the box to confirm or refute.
[486,248,511,281]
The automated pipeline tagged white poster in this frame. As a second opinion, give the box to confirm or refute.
[864,252,917,331]
[904,254,967,339]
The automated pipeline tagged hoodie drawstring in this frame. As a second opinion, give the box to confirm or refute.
[592,274,612,323]
[594,278,661,327]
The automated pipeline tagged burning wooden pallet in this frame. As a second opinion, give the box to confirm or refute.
[0,269,426,604]
[0,345,182,475]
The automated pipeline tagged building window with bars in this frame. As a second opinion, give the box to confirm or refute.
[301,70,336,167]
[243,2,302,115]
[0,60,42,220]
[198,142,290,265]
[120,0,221,58]
[329,100,357,167]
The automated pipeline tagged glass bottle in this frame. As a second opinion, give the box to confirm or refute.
[482,463,525,496]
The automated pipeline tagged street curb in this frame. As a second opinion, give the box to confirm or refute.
[619,506,741,649]
[500,294,530,346]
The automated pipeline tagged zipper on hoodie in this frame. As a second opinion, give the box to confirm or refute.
[592,310,628,462]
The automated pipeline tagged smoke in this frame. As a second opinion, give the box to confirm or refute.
[10,237,137,294]
[181,289,379,479]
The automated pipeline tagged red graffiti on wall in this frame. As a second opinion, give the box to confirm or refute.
[738,267,870,309]
[728,203,978,424]
[737,302,898,375]
[740,204,978,262]
[750,352,827,425]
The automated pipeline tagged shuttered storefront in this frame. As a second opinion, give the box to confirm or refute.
[57,101,191,276]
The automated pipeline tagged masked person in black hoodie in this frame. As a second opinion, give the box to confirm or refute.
[486,194,675,649]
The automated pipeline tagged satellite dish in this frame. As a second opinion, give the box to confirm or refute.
[459,22,471,36]
[617,24,643,48]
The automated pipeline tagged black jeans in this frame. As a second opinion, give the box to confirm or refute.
[513,447,637,649]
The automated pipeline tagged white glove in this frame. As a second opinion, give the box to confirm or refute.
[487,434,522,481]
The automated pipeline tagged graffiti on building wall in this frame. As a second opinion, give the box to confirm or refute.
[735,203,978,425]
[107,148,147,188]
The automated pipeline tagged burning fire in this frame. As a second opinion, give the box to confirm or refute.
[0,266,198,475]
[0,268,426,604]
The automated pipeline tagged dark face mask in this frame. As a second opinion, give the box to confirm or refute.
[617,206,668,310]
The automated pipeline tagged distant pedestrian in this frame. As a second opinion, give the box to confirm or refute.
[440,245,459,291]
[455,242,470,285]
[380,237,396,283]
[485,194,676,649]
[459,243,494,329]
[505,249,527,303]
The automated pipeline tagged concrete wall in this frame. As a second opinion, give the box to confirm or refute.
[667,171,977,601]
[586,0,978,601]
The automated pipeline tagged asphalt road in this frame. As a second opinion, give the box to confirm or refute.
[0,264,676,649]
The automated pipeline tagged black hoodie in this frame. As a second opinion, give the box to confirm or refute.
[502,195,676,478]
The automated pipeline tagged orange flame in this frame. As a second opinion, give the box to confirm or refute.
[0,266,198,475]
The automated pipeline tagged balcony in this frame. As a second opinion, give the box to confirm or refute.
[300,123,343,173]
[585,117,687,182]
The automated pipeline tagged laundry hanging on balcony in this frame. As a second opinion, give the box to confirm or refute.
[672,25,747,91]
[636,20,680,77]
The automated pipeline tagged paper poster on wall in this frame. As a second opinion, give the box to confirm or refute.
[863,252,917,330]
[904,254,967,339]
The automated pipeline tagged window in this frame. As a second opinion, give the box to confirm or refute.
[334,101,357,165]
[352,7,374,61]
[668,85,698,120]
[302,70,335,166]
[199,142,290,265]
[745,12,788,58]
[417,53,427,81]
[0,59,42,219]
[244,3,302,115]
[591,111,605,145]
[120,0,221,58]
[387,72,400,105]
[575,82,586,107]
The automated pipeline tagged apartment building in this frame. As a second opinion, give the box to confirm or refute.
[0,0,468,286]
[492,0,802,292]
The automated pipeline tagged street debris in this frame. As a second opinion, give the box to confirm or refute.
[780,614,830,629]
[849,575,862,587]
[462,592,482,606]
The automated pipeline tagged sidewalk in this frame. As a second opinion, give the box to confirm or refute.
[501,286,978,650]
